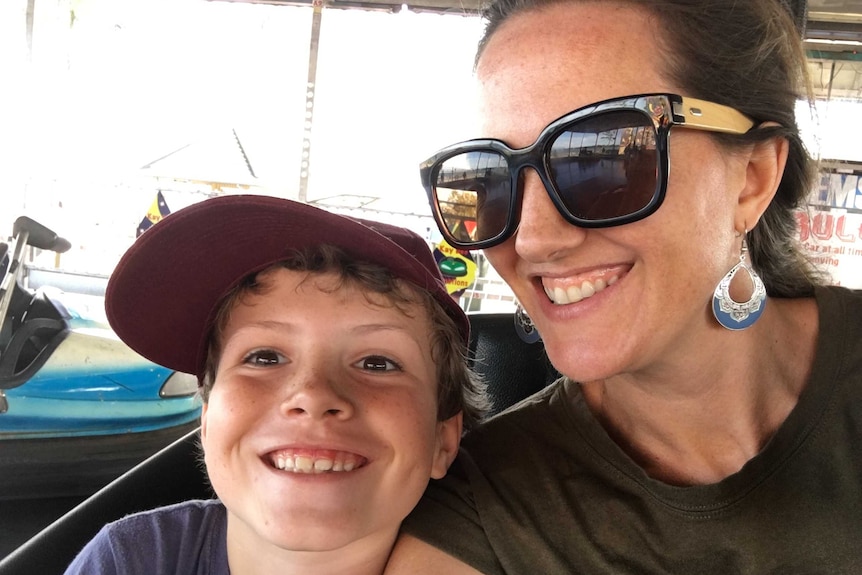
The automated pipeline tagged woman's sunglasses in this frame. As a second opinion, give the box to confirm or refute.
[419,93,754,250]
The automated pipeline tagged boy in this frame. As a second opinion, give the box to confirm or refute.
[65,194,485,575]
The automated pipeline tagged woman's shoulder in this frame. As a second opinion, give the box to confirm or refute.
[464,377,573,443]
[817,284,862,307]
[815,285,862,337]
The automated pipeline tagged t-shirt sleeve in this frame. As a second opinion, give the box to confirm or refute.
[63,500,227,575]
[401,449,504,575]
[63,525,122,575]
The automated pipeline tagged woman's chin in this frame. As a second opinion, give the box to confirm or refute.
[543,341,627,383]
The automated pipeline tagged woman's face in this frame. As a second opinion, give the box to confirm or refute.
[477,2,748,382]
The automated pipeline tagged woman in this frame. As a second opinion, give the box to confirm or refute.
[386,0,862,573]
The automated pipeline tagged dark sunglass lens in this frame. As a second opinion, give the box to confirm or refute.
[548,111,658,222]
[434,151,511,244]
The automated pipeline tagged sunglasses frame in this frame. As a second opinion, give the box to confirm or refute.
[420,93,755,250]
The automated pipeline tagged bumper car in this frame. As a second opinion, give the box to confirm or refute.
[0,216,201,499]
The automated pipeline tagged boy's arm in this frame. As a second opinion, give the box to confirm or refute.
[385,534,485,575]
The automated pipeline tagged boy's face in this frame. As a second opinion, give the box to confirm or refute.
[200,268,461,557]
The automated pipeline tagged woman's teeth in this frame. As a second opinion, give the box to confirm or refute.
[543,275,618,305]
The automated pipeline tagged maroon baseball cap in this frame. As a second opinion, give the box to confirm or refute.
[105,194,469,378]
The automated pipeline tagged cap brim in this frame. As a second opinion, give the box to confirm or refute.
[106,194,468,376]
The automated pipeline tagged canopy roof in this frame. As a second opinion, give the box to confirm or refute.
[222,0,862,39]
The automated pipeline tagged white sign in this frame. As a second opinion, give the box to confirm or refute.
[796,171,862,288]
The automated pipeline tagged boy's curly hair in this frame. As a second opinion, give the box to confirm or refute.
[199,244,488,430]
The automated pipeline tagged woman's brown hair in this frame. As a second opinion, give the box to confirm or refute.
[478,0,825,296]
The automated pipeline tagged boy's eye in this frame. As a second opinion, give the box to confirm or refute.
[243,349,284,366]
[358,355,402,372]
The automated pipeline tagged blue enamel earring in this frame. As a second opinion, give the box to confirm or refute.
[514,302,542,344]
[712,234,766,330]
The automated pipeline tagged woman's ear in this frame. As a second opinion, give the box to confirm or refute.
[736,129,789,231]
[430,413,463,479]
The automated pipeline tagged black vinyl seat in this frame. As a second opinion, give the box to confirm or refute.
[470,313,559,416]
[0,312,558,575]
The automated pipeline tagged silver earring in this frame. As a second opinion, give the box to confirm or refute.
[712,234,766,330]
[514,302,541,344]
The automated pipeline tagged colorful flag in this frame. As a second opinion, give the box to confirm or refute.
[136,191,171,237]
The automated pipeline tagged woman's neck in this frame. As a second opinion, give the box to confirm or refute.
[579,296,818,486]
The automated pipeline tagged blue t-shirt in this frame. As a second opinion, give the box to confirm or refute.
[64,499,228,575]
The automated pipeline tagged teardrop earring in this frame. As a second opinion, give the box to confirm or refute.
[712,233,766,330]
[514,302,541,344]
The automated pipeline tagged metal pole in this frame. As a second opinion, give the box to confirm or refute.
[0,227,30,411]
[298,0,325,203]
[25,0,35,62]
[0,230,30,337]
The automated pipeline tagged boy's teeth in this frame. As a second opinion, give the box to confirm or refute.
[544,275,618,305]
[269,449,363,474]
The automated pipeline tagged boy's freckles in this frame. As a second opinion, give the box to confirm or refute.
[201,268,446,553]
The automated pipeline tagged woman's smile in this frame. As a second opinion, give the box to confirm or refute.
[539,266,627,305]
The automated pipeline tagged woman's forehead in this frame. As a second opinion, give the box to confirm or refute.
[475,3,672,137]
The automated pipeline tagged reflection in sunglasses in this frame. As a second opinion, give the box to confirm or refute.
[421,94,753,249]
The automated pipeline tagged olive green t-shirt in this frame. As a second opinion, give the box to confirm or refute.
[403,286,862,574]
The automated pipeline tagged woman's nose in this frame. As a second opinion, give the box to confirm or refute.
[280,367,354,420]
[514,169,587,262]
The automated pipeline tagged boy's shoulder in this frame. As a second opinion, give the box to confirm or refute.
[112,498,225,529]
[104,499,227,550]
[65,500,228,575]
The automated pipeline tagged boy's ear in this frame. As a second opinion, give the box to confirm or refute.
[430,412,462,480]
[199,402,209,444]
[735,129,789,231]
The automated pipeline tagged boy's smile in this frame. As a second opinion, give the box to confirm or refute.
[265,447,367,474]
[199,268,460,559]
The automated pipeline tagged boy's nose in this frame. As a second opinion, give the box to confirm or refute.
[280,368,354,420]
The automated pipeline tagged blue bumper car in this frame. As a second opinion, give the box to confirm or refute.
[0,217,201,499]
